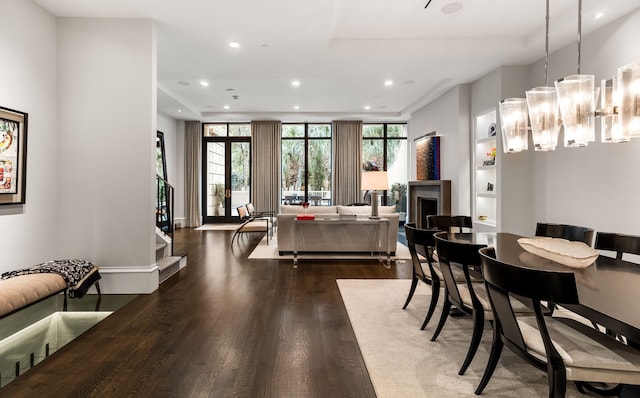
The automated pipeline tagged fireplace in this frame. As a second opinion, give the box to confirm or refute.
[408,180,451,228]
[419,198,438,228]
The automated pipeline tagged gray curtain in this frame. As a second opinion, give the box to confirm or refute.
[251,121,281,215]
[185,121,201,227]
[332,120,363,205]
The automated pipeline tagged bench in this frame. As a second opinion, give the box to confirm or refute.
[0,260,102,319]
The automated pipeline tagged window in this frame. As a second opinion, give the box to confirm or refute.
[281,124,332,206]
[362,124,408,216]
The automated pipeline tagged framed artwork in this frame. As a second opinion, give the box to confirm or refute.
[156,131,167,180]
[0,106,28,205]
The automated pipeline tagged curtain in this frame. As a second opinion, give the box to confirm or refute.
[251,121,281,215]
[332,120,363,205]
[185,121,201,227]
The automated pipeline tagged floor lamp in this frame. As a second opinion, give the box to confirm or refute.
[361,171,389,219]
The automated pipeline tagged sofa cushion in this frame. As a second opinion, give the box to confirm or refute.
[337,205,396,216]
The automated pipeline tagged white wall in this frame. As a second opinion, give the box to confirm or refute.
[0,0,59,272]
[56,18,158,293]
[407,85,471,215]
[409,8,640,237]
[526,9,640,236]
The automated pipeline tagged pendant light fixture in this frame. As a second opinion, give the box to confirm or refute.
[555,0,597,147]
[526,0,560,151]
[499,98,528,153]
[618,59,640,139]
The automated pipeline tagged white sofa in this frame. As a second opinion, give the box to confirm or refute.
[276,205,399,255]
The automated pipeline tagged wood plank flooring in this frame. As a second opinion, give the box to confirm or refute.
[1,228,411,397]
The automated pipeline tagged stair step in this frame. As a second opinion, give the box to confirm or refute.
[156,243,167,252]
[157,256,181,272]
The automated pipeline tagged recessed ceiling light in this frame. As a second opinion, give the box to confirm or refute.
[229,41,240,48]
[594,12,605,19]
[364,105,371,110]
[178,109,182,112]
[177,81,189,86]
[384,80,394,86]
[294,105,300,110]
[441,2,463,14]
[403,80,415,85]
[223,105,230,110]
[226,88,236,93]
[200,80,209,87]
[292,80,300,87]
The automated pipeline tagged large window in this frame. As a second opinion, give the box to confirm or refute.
[362,124,408,217]
[281,124,332,206]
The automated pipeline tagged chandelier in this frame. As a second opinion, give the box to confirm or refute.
[499,0,640,153]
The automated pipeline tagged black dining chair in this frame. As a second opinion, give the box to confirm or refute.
[535,222,594,246]
[431,232,533,376]
[402,223,443,330]
[427,215,473,233]
[476,246,640,397]
[595,231,640,261]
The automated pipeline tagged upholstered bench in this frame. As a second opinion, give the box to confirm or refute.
[0,260,102,319]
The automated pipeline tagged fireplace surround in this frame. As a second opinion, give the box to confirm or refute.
[408,180,451,228]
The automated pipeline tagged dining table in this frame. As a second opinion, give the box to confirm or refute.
[440,231,640,343]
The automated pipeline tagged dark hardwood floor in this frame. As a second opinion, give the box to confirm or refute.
[1,228,411,397]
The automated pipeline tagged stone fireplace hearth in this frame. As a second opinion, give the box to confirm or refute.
[408,180,451,228]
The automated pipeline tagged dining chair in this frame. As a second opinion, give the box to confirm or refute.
[595,231,640,261]
[402,223,442,330]
[476,246,640,397]
[535,222,594,246]
[427,215,473,233]
[431,232,532,376]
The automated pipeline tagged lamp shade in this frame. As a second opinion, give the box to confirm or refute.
[618,59,640,139]
[499,98,529,153]
[555,74,597,147]
[361,171,389,191]
[601,77,626,143]
[526,86,560,151]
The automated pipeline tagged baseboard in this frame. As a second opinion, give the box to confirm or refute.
[96,265,159,294]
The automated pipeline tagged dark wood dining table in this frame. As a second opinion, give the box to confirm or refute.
[441,232,640,342]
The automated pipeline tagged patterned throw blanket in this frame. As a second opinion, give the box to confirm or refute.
[1,259,100,298]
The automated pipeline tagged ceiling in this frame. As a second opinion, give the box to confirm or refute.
[34,0,640,122]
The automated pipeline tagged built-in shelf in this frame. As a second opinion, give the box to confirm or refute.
[473,108,497,232]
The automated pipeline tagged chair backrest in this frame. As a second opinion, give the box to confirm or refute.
[434,231,485,310]
[237,205,249,220]
[478,246,580,357]
[427,215,472,233]
[595,232,640,261]
[404,223,437,279]
[246,203,256,216]
[535,222,594,246]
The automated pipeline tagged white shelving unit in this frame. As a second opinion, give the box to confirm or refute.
[473,109,497,231]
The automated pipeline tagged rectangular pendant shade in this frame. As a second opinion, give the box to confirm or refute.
[618,60,640,139]
[499,98,528,153]
[555,75,596,147]
[601,77,626,143]
[526,86,560,151]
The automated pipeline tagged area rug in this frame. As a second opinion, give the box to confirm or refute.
[337,279,583,398]
[247,235,411,261]
[195,224,239,231]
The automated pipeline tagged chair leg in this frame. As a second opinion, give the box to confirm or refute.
[548,366,567,398]
[459,308,485,375]
[402,275,419,309]
[431,295,451,341]
[421,279,440,330]
[475,329,503,395]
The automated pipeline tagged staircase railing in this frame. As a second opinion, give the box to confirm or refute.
[156,175,174,255]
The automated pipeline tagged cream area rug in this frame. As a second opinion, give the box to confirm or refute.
[247,235,411,261]
[195,224,239,231]
[337,279,584,398]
